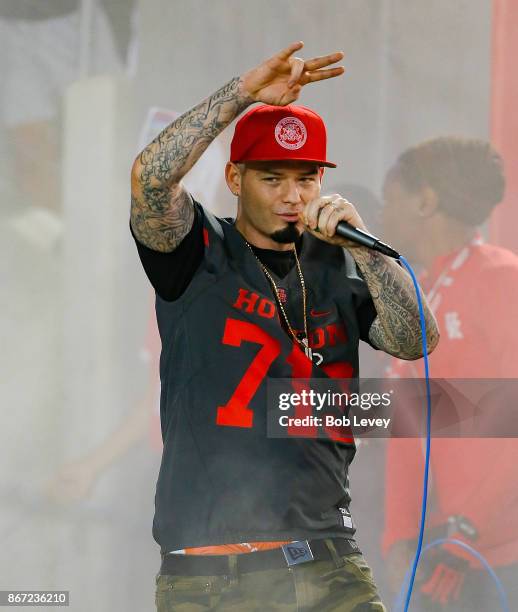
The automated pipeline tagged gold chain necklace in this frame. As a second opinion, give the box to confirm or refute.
[244,240,314,361]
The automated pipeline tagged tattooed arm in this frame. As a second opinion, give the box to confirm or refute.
[130,78,253,251]
[130,41,345,252]
[352,249,439,359]
[301,194,440,360]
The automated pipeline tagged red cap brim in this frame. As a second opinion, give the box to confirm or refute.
[230,156,337,168]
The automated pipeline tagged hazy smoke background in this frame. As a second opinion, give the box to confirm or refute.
[1,1,516,610]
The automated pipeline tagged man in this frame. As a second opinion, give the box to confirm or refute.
[381,136,518,610]
[130,41,439,611]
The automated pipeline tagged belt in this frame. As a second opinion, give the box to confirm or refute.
[160,537,360,575]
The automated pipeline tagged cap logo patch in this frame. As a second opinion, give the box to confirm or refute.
[274,117,307,150]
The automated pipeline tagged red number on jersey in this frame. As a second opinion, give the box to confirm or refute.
[217,318,354,445]
[216,318,281,428]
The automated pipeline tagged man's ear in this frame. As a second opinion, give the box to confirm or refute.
[318,167,325,181]
[418,186,439,218]
[225,161,242,196]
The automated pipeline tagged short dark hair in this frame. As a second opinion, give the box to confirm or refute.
[393,137,506,226]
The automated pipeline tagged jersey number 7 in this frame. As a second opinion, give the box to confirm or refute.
[216,318,354,443]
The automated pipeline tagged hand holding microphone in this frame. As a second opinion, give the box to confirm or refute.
[300,194,400,258]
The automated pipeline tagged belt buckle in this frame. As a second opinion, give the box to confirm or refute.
[281,540,314,567]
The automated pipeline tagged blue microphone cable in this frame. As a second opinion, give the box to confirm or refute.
[397,255,433,612]
[395,255,509,612]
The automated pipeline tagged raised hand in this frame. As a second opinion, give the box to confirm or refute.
[240,41,345,106]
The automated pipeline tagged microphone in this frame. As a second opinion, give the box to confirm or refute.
[335,221,400,259]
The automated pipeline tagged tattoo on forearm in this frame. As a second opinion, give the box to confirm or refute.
[353,249,440,359]
[131,76,253,251]
[137,77,251,187]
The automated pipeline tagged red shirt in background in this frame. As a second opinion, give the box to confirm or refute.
[383,237,518,568]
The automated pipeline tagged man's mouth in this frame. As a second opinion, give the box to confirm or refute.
[276,213,301,223]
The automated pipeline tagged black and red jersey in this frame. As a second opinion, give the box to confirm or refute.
[149,201,377,553]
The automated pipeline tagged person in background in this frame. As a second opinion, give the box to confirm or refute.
[381,136,518,611]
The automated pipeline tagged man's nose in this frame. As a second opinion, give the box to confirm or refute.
[282,180,302,204]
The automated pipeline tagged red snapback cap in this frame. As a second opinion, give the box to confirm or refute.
[230,104,336,168]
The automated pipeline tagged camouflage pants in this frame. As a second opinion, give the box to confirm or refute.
[155,542,386,611]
